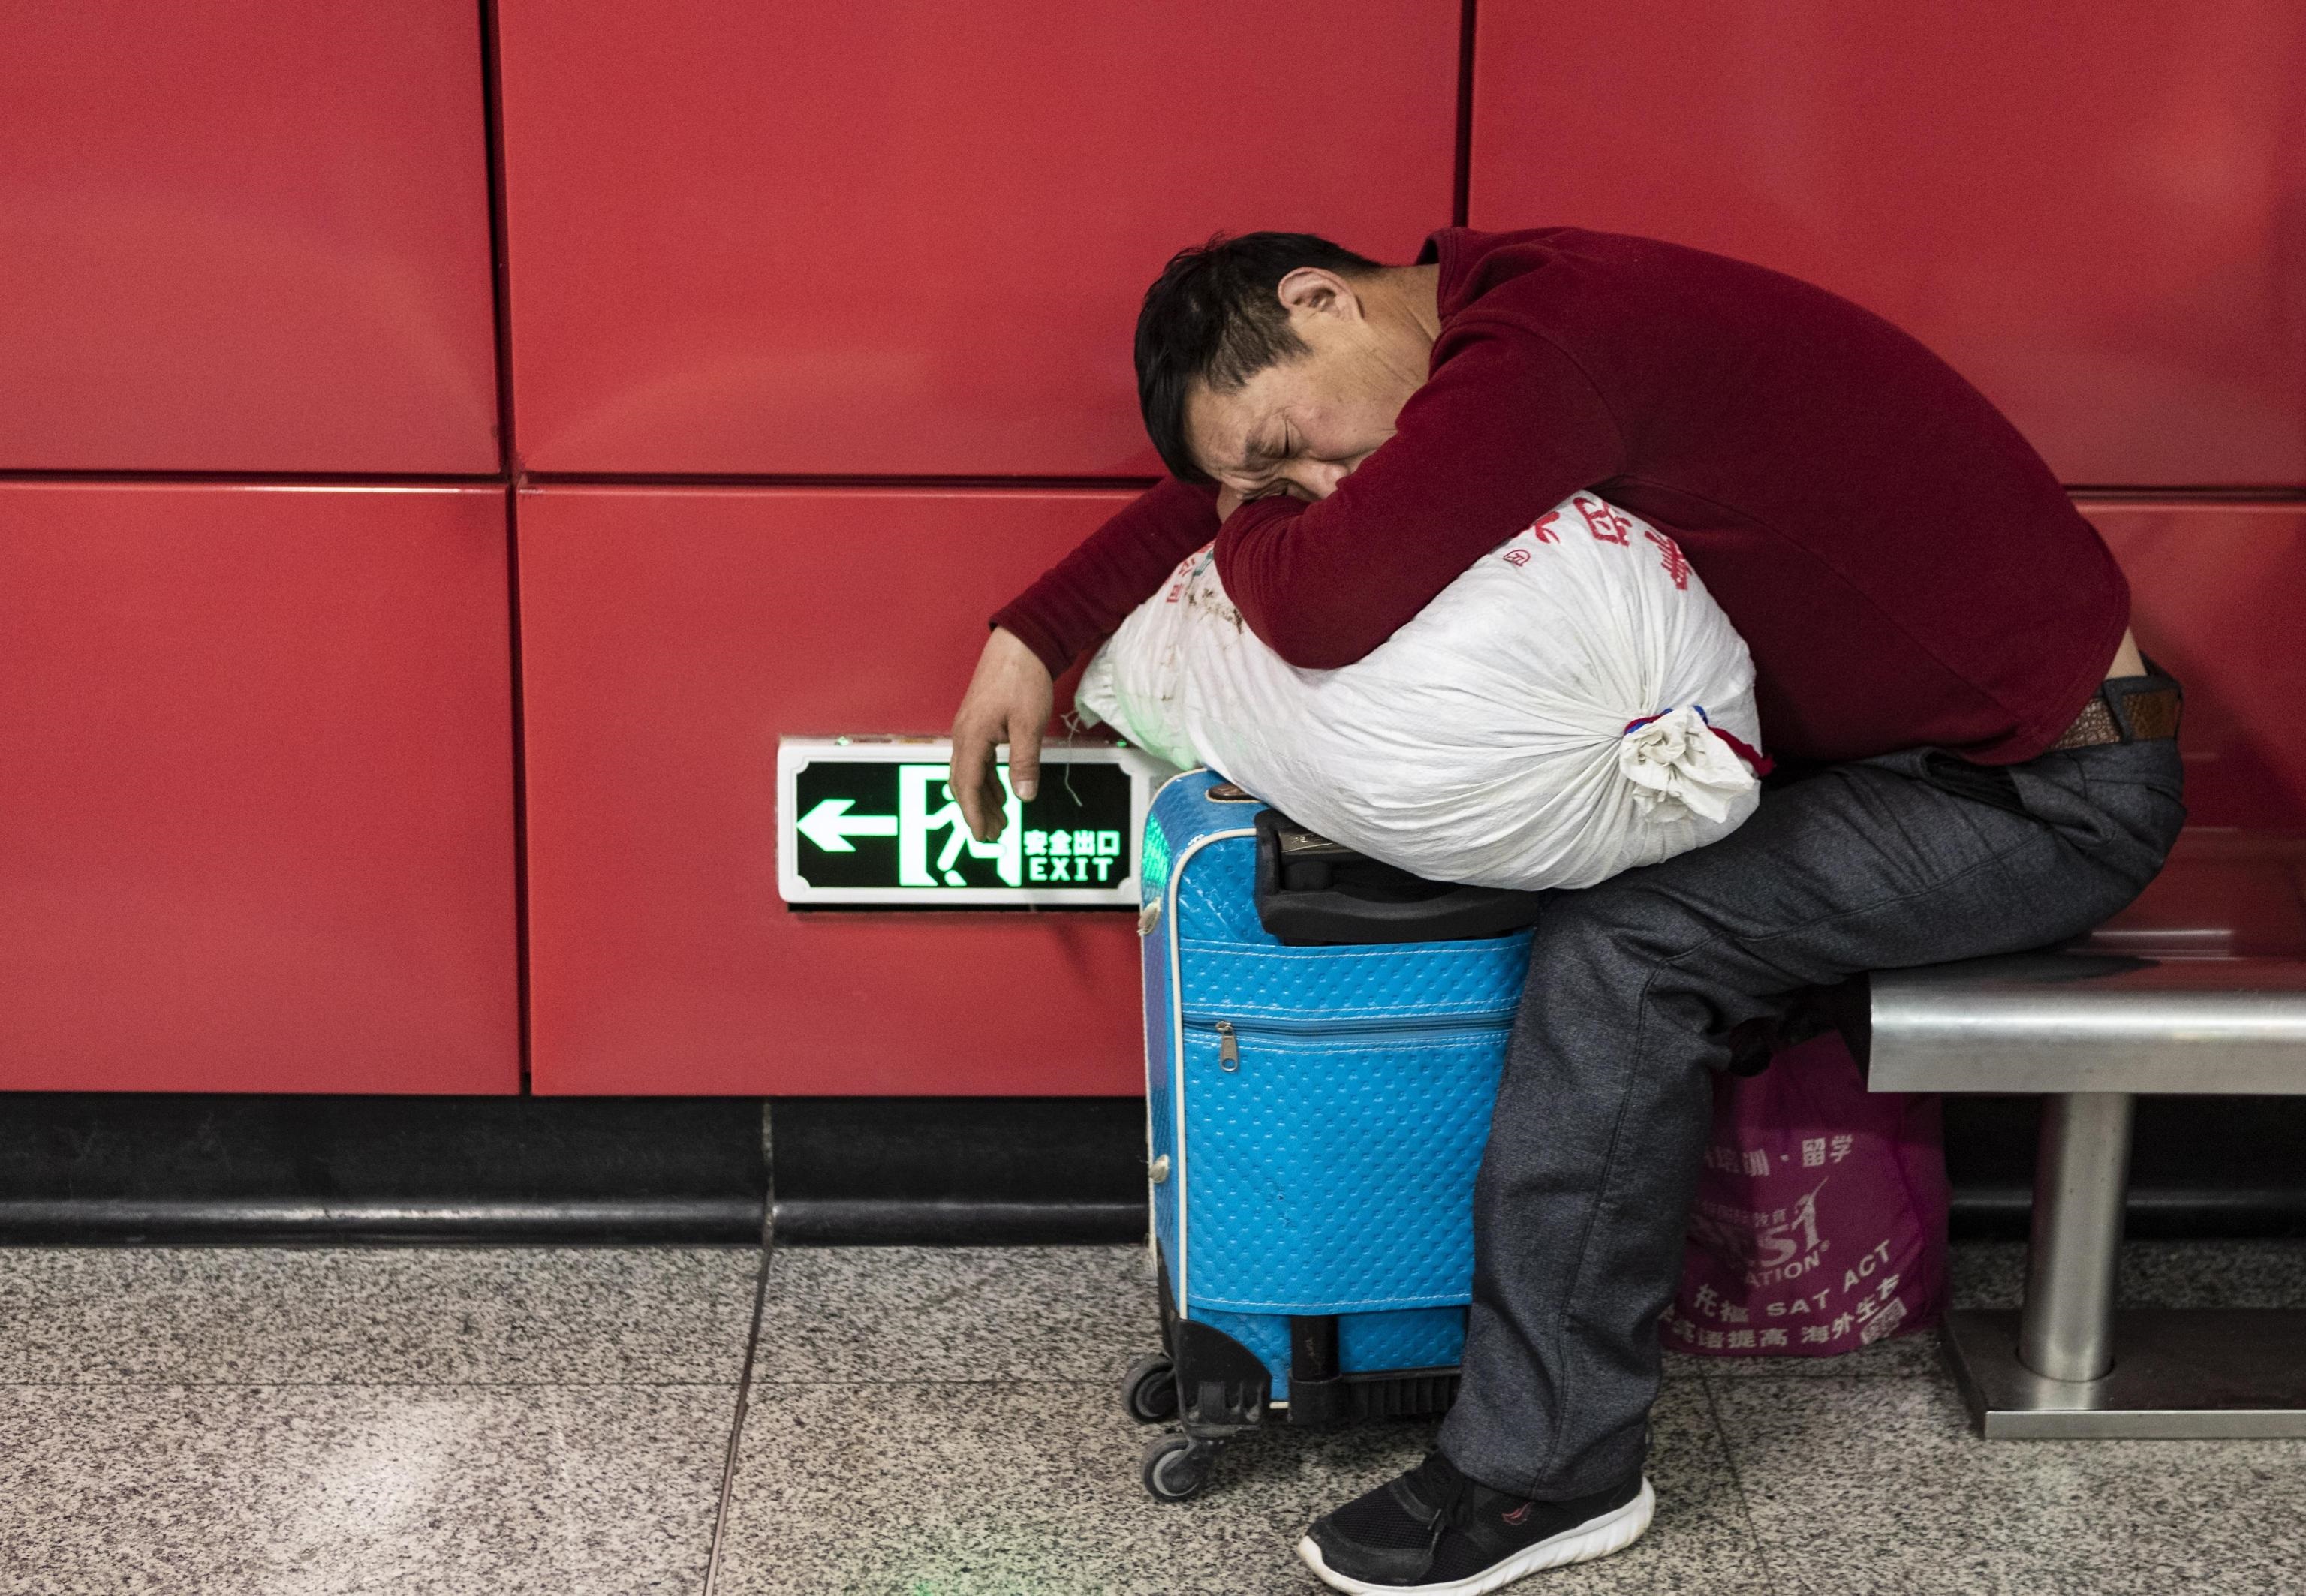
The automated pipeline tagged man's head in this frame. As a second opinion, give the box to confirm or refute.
[1135,233,1437,503]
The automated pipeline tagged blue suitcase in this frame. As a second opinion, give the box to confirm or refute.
[1125,769,1543,1501]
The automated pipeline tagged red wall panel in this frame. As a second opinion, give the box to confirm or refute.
[2083,501,2306,832]
[494,1,1459,477]
[0,484,519,1092]
[0,2,499,474]
[519,487,1146,1095]
[1469,0,2306,487]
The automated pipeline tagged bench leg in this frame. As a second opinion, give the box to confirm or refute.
[1939,1089,2306,1437]
[2016,1091,2134,1383]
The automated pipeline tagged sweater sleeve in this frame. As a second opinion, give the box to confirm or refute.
[1215,318,1627,670]
[989,475,1221,677]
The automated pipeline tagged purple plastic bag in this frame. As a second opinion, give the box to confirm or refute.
[1664,1031,1949,1358]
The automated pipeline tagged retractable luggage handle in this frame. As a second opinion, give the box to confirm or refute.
[1250,809,1548,947]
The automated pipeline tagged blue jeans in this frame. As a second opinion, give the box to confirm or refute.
[1437,690,2187,1498]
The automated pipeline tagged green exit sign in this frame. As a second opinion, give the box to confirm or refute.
[776,738,1171,907]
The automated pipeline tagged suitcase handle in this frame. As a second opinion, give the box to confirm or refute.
[1251,809,1547,947]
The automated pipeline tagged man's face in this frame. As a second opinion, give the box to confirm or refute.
[1183,271,1428,504]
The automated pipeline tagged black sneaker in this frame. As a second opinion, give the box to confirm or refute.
[1298,1451,1653,1594]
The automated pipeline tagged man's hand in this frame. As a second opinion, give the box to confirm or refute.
[949,627,1054,842]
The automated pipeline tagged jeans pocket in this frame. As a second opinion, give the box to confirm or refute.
[1921,751,2033,819]
[2064,751,2188,890]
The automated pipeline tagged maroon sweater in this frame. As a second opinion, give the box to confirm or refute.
[993,227,2128,765]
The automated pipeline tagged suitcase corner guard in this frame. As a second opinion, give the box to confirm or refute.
[1158,1243,1465,1430]
[1158,1251,1270,1433]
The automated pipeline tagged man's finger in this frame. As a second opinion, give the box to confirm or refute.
[1007,716,1043,804]
[950,727,995,842]
[974,748,1009,841]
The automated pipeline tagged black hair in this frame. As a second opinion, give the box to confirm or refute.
[1133,232,1383,484]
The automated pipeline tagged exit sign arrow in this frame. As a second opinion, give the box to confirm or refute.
[795,796,899,854]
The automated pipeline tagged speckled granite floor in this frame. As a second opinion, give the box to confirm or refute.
[0,1239,2300,1595]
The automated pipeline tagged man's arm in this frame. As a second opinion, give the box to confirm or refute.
[1217,318,1626,669]
[953,477,1220,839]
[990,476,1221,677]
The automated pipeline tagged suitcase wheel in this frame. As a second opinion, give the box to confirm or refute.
[1120,1353,1179,1424]
[1139,1433,1222,1503]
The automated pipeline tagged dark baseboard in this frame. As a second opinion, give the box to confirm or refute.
[772,1198,1147,1246]
[0,1197,766,1245]
[0,1093,769,1245]
[0,1195,1136,1248]
[0,1090,2298,1246]
[1945,1188,2306,1241]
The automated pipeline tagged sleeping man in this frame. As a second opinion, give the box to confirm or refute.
[947,229,2182,1594]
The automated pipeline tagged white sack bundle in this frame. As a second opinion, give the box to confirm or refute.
[1077,493,1768,891]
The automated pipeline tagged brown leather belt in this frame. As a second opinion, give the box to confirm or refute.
[2052,682,2182,751]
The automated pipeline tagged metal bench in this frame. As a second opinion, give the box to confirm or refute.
[1868,830,2306,1438]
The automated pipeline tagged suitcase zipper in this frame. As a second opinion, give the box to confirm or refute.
[1183,1010,1515,1071]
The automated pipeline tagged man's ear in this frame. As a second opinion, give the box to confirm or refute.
[1275,267,1362,329]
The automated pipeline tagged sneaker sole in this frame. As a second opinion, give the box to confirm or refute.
[1296,1477,1655,1596]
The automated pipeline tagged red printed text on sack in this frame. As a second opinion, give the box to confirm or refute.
[1574,495,1633,544]
[1645,528,1691,591]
